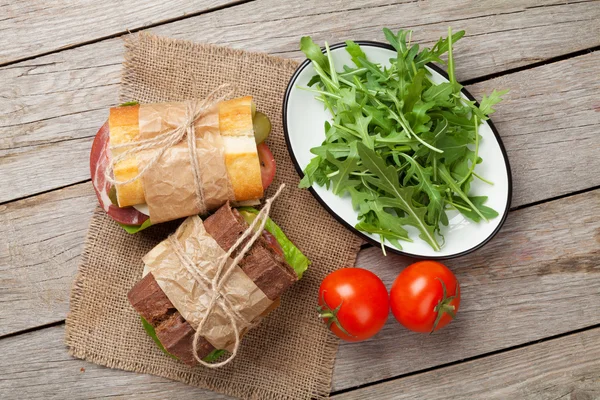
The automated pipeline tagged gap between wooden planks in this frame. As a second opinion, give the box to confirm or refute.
[1,181,599,390]
[1,0,597,396]
[2,0,591,66]
[0,0,244,65]
[1,312,599,398]
[1,0,599,202]
[2,49,599,207]
[331,325,600,399]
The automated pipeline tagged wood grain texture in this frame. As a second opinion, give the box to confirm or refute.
[331,188,600,390]
[468,51,600,207]
[2,288,600,399]
[0,183,96,336]
[0,0,237,65]
[1,0,599,202]
[334,327,600,399]
[1,176,599,388]
[0,326,234,400]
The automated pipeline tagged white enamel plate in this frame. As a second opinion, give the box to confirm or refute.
[283,41,512,259]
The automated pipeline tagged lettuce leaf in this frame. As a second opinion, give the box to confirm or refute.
[118,218,153,234]
[203,348,226,362]
[140,316,177,359]
[141,316,225,362]
[139,206,310,361]
[238,207,311,278]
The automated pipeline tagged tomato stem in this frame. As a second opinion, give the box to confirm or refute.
[317,291,355,338]
[430,278,458,334]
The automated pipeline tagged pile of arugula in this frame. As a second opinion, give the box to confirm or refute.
[298,28,507,252]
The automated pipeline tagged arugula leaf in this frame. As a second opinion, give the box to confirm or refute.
[453,196,499,222]
[345,40,367,67]
[299,156,325,188]
[297,27,504,251]
[346,115,374,149]
[423,82,454,103]
[476,89,509,119]
[383,28,408,53]
[403,69,426,112]
[326,146,360,195]
[357,143,440,251]
[300,36,328,72]
[437,164,487,222]
[398,153,444,226]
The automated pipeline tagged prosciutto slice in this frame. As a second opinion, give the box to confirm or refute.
[90,122,149,226]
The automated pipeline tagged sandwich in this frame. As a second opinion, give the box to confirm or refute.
[90,96,276,233]
[127,202,309,365]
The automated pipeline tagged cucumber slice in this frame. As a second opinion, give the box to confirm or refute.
[253,111,271,144]
[108,185,119,206]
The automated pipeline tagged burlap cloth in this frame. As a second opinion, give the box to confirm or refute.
[65,32,362,400]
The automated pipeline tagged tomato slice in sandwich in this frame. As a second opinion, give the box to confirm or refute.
[257,143,276,190]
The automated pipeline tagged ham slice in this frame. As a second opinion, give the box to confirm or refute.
[127,203,297,365]
[90,121,149,226]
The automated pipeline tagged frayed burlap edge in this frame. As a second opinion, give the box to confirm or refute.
[66,209,357,400]
[121,32,300,104]
[65,32,363,400]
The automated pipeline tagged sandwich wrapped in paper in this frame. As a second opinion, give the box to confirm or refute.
[90,93,276,233]
[127,201,310,365]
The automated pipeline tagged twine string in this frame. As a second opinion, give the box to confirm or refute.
[105,83,236,214]
[167,184,286,368]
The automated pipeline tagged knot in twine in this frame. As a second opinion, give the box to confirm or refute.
[168,184,286,368]
[105,83,236,215]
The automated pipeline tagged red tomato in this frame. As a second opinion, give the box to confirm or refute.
[318,268,389,342]
[390,261,460,333]
[257,143,276,190]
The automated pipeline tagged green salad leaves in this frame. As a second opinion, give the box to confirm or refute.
[239,207,311,278]
[140,316,225,362]
[299,28,507,252]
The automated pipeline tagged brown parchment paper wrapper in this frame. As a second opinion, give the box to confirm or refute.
[66,32,363,400]
[143,215,273,351]
[138,103,234,223]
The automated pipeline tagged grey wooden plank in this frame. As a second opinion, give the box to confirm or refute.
[1,179,599,391]
[0,0,237,65]
[2,327,599,400]
[467,51,600,207]
[333,327,600,400]
[0,326,233,400]
[2,229,600,399]
[1,0,599,202]
[0,183,96,336]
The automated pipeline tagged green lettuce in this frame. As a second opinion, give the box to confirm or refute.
[140,316,224,362]
[118,218,153,234]
[139,206,309,361]
[140,316,177,359]
[238,207,311,279]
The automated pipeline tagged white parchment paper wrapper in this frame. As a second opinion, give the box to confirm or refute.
[138,103,234,223]
[142,215,273,351]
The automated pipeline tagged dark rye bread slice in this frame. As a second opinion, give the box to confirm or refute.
[127,203,297,366]
[204,204,298,300]
[128,273,216,365]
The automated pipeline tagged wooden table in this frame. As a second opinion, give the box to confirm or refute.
[1,1,599,398]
